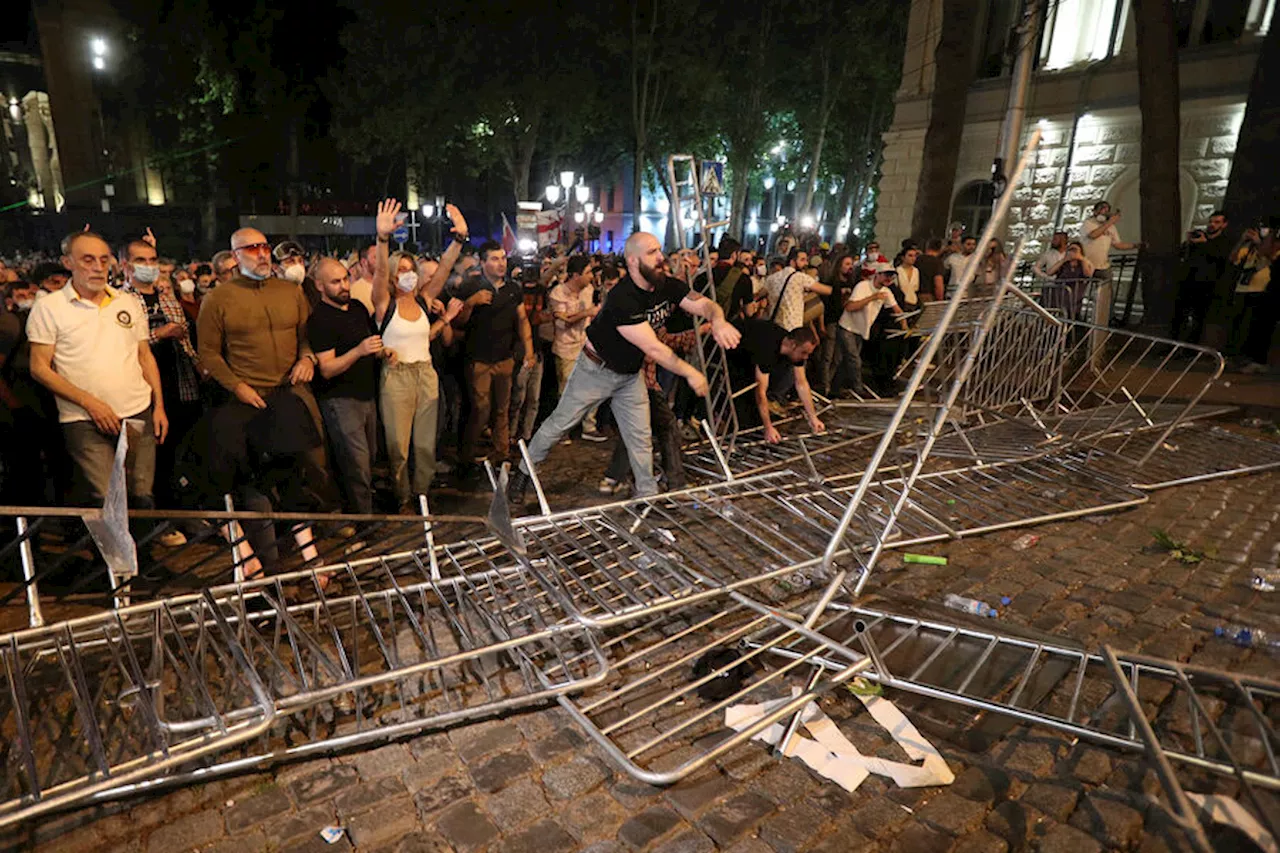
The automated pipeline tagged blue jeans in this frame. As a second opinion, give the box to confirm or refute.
[509,356,544,443]
[318,396,377,513]
[521,356,656,496]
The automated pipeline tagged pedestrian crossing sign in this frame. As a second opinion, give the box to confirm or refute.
[700,161,725,196]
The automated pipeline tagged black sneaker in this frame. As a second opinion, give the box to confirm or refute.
[506,468,531,506]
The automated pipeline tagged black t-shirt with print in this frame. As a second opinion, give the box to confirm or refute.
[586,273,690,374]
[308,300,378,401]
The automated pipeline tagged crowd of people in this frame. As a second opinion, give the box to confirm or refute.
[0,194,1273,572]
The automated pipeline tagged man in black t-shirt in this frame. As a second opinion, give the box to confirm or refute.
[307,257,389,513]
[509,232,741,506]
[917,239,946,303]
[727,319,824,443]
[454,242,535,475]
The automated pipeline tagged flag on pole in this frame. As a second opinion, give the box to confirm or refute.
[536,210,563,247]
[501,213,517,254]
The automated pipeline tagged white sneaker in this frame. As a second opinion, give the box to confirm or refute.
[581,427,607,442]
[598,477,622,495]
[156,529,187,547]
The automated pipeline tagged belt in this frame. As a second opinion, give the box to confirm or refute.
[582,345,605,367]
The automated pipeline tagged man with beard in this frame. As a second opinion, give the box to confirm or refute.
[508,232,740,505]
[1171,210,1231,343]
[308,257,393,513]
[727,319,824,444]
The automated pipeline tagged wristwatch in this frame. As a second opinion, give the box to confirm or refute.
[453,232,469,244]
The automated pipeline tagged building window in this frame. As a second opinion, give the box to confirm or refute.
[1179,0,1255,45]
[1040,0,1130,69]
[951,181,996,238]
[977,0,1018,78]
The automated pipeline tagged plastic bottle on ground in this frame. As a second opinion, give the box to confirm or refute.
[1215,625,1280,650]
[1252,568,1280,592]
[943,594,999,618]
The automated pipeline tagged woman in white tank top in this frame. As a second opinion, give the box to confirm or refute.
[372,199,467,510]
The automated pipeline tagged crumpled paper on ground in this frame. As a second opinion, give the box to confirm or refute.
[725,686,954,792]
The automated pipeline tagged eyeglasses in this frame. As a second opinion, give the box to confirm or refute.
[233,243,272,255]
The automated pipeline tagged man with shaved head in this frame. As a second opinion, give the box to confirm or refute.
[197,227,330,506]
[307,255,391,513]
[507,231,741,506]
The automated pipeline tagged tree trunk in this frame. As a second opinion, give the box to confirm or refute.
[201,152,219,254]
[1222,21,1279,233]
[910,0,979,240]
[632,145,645,234]
[727,149,753,242]
[1133,0,1182,332]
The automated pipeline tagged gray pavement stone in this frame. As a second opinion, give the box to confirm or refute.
[696,791,776,847]
[543,756,610,800]
[561,789,630,843]
[750,759,821,806]
[998,741,1057,777]
[335,775,409,818]
[850,796,913,840]
[346,795,419,848]
[496,819,578,853]
[1036,822,1102,853]
[892,822,955,853]
[664,770,736,818]
[353,742,416,780]
[224,785,292,833]
[581,843,626,853]
[468,748,536,793]
[985,800,1045,848]
[144,810,223,853]
[617,806,683,850]
[916,792,989,835]
[529,727,586,764]
[1068,792,1145,848]
[1019,782,1079,822]
[952,830,1010,853]
[485,777,551,832]
[288,764,360,805]
[414,774,475,816]
[262,804,337,848]
[724,840,775,853]
[385,829,453,853]
[651,828,717,853]
[449,720,524,763]
[756,801,826,853]
[434,801,499,851]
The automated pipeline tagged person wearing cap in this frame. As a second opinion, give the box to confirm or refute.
[837,261,907,397]
[274,240,319,306]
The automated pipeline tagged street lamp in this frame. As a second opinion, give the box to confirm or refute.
[573,211,585,224]
[559,171,575,189]
[574,184,590,204]
[762,177,775,190]
[801,215,816,229]
[583,202,595,216]
[545,185,560,204]
[593,210,604,224]
[422,204,434,218]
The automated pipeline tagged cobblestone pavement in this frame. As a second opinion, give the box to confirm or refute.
[3,456,1278,852]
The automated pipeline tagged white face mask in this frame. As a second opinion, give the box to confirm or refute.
[281,263,306,283]
[132,264,160,284]
[15,298,33,311]
[755,263,766,277]
[178,279,196,295]
[396,271,419,293]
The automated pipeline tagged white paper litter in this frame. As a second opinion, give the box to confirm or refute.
[725,687,954,792]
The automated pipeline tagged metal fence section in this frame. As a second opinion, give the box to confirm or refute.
[0,591,276,826]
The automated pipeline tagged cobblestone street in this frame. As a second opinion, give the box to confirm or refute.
[5,437,1277,853]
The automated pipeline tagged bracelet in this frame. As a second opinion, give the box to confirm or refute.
[452,233,469,244]
[377,236,390,244]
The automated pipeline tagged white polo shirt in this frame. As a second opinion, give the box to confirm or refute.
[25,284,153,423]
[1079,218,1120,271]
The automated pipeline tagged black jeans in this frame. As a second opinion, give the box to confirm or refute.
[605,388,685,490]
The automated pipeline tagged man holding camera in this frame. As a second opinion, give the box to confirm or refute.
[1171,210,1231,343]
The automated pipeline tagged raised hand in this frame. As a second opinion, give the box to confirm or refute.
[376,199,405,239]
[143,227,157,248]
[444,203,468,238]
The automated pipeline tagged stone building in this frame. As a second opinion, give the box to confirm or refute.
[876,0,1274,258]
